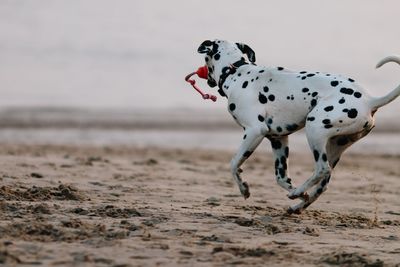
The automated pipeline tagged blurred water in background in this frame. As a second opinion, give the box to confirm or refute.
[0,0,399,150]
[0,107,399,155]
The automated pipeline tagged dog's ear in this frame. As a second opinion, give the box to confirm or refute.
[197,40,214,54]
[236,43,256,63]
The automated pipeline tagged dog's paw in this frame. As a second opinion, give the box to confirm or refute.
[286,206,302,215]
[301,192,309,202]
[240,181,250,199]
[287,189,309,201]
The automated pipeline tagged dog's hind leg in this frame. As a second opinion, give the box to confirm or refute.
[267,136,294,191]
[288,135,357,214]
[287,172,331,214]
[298,135,355,208]
[230,126,266,199]
[287,122,374,214]
[287,138,332,215]
[287,123,332,202]
[300,129,374,207]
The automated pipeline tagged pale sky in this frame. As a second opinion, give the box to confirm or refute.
[0,0,399,116]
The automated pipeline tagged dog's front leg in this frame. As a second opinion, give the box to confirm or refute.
[230,127,265,199]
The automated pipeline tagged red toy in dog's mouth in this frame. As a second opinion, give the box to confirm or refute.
[185,66,217,102]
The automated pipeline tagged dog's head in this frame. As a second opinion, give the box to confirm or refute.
[197,39,256,87]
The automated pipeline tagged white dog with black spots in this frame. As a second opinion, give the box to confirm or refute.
[197,39,400,214]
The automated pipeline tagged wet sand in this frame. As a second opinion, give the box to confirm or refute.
[0,144,399,266]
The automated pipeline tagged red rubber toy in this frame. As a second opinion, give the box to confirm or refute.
[185,66,217,102]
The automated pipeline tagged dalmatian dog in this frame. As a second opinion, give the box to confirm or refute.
[197,39,400,214]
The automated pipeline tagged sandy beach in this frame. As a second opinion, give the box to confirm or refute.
[1,0,400,266]
[0,142,399,266]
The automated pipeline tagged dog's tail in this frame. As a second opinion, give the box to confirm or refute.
[369,55,400,111]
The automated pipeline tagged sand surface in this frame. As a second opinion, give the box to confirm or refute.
[0,144,399,266]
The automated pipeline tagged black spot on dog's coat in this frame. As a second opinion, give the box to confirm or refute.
[258,93,268,104]
[340,88,354,95]
[285,147,289,157]
[347,108,358,119]
[307,117,315,121]
[339,98,345,104]
[302,88,309,93]
[311,99,317,107]
[331,81,339,87]
[242,81,248,88]
[263,86,269,92]
[268,94,275,101]
[324,106,334,112]
[354,92,362,98]
[258,115,265,122]
[313,150,320,161]
[322,119,331,124]
[271,140,282,149]
[275,159,280,169]
[243,151,253,158]
[286,124,298,132]
[229,103,236,111]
